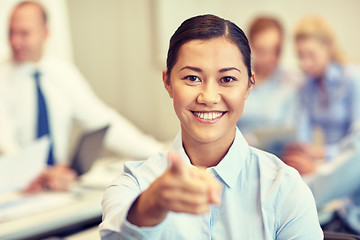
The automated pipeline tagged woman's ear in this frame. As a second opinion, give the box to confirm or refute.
[245,71,255,100]
[162,69,173,98]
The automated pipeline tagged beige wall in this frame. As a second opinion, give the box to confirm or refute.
[68,0,178,141]
[67,0,360,141]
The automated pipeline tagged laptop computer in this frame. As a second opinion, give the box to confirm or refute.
[70,125,109,175]
[253,126,296,157]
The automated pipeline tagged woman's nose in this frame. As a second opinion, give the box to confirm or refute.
[196,83,221,106]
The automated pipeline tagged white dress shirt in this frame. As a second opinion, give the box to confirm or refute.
[100,128,323,240]
[0,57,163,163]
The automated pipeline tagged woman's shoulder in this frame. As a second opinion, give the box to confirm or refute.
[248,146,303,187]
[248,147,315,215]
[342,63,360,82]
[123,151,169,185]
[248,147,288,169]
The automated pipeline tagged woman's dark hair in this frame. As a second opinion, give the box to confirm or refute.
[166,14,254,84]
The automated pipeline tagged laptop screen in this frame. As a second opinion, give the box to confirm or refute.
[70,125,109,175]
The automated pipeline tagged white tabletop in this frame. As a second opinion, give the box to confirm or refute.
[0,188,103,240]
[0,157,126,240]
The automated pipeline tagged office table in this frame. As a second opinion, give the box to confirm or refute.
[0,188,103,240]
[0,157,125,240]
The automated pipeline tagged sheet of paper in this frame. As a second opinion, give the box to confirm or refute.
[0,137,50,194]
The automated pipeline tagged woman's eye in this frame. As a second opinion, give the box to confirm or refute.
[185,75,200,82]
[220,76,235,83]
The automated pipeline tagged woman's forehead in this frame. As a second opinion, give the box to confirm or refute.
[175,37,245,69]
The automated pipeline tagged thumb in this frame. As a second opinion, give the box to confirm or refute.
[168,151,187,177]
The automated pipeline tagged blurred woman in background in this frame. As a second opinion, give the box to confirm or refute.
[284,16,360,174]
[283,16,360,235]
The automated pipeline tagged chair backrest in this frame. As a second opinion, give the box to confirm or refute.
[324,231,360,240]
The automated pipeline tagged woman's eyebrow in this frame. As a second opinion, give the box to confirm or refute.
[219,67,241,73]
[180,66,202,72]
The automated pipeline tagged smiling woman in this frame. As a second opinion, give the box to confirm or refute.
[99,14,323,240]
[163,37,253,167]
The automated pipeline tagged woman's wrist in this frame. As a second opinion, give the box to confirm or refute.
[127,189,168,227]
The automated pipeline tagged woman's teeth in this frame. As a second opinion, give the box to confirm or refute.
[193,112,223,120]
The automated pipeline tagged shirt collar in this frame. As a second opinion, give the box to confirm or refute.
[12,56,49,75]
[171,128,250,188]
[210,128,249,188]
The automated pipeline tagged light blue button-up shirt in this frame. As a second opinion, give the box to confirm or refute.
[297,63,360,158]
[100,128,323,240]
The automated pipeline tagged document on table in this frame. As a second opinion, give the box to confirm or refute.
[0,137,50,194]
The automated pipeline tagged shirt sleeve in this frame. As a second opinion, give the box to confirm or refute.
[275,168,323,240]
[99,164,166,240]
[65,63,164,159]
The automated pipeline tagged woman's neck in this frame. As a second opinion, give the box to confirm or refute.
[181,130,235,168]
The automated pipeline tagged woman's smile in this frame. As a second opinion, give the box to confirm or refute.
[163,37,253,145]
[191,110,226,123]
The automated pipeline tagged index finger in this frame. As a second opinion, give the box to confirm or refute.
[168,151,188,178]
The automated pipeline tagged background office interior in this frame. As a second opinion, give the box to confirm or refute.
[1,0,360,143]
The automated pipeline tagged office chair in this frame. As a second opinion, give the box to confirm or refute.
[324,231,360,240]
